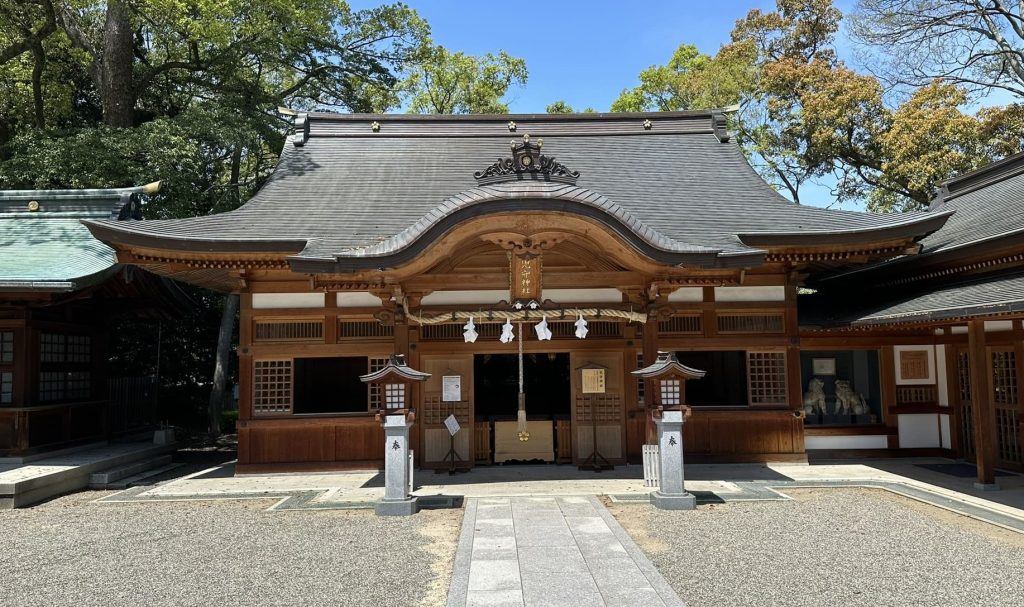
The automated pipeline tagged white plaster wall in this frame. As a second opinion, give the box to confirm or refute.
[420,290,507,305]
[985,320,1014,332]
[897,413,941,448]
[336,292,383,307]
[714,286,786,302]
[940,414,952,449]
[667,287,703,302]
[252,293,324,309]
[805,435,889,450]
[951,326,968,334]
[542,288,623,303]
[893,345,936,385]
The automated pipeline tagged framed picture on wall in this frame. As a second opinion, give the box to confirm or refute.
[811,358,836,376]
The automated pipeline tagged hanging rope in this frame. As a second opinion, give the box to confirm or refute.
[402,301,647,325]
[517,321,528,439]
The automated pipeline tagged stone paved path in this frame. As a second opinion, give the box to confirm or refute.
[446,496,683,607]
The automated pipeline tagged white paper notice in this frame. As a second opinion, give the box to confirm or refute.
[444,414,461,436]
[442,375,461,402]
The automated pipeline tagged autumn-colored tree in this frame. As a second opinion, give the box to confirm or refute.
[611,0,1023,211]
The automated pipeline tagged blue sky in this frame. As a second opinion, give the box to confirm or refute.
[347,1,998,210]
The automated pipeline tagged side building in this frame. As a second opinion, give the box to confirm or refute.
[0,184,187,457]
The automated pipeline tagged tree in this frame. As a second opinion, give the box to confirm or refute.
[610,0,1022,210]
[545,100,595,113]
[0,1,432,435]
[401,46,527,113]
[850,0,1024,98]
[610,43,755,112]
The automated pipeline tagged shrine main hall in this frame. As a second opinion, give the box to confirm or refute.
[85,111,1024,486]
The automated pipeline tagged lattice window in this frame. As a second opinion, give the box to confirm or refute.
[717,313,784,334]
[254,320,323,342]
[338,320,393,340]
[658,314,702,335]
[419,324,463,341]
[957,351,971,403]
[66,335,91,363]
[39,371,65,402]
[253,360,293,415]
[66,371,91,399]
[0,331,13,364]
[896,385,938,406]
[40,333,65,362]
[422,395,472,425]
[747,351,788,405]
[367,357,388,410]
[991,350,1017,406]
[636,352,645,406]
[1,371,11,405]
[575,394,621,423]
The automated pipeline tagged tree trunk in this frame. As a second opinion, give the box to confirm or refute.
[101,0,135,127]
[208,294,238,437]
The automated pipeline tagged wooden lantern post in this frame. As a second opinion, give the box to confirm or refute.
[361,354,431,516]
[632,351,705,510]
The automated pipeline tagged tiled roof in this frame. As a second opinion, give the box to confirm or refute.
[84,111,949,270]
[0,186,147,291]
[802,271,1024,326]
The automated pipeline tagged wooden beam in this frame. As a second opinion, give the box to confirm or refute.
[967,318,998,487]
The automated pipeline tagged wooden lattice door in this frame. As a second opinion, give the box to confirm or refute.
[419,355,474,468]
[991,348,1023,469]
[570,352,625,464]
[954,349,975,459]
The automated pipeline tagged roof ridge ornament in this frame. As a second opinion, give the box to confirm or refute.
[474,134,580,185]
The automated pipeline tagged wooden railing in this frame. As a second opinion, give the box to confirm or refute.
[0,400,107,456]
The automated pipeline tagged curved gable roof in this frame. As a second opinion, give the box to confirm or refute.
[84,111,948,271]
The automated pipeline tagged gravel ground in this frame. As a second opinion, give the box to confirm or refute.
[1,491,461,607]
[608,488,1024,607]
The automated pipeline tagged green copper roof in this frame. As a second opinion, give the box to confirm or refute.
[0,186,152,291]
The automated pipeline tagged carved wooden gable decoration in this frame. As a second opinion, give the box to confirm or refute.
[474,134,580,185]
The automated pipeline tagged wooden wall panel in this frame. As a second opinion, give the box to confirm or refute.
[238,417,384,467]
[682,409,805,459]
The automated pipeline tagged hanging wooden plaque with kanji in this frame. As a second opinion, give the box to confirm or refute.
[510,253,542,302]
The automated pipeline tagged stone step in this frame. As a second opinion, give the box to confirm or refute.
[89,455,173,487]
[94,463,183,490]
[1,441,177,508]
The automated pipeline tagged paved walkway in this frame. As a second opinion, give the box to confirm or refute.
[446,496,682,607]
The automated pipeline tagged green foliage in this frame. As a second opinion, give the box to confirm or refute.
[545,100,595,114]
[401,46,527,114]
[610,0,1024,210]
[610,43,755,112]
[0,1,440,432]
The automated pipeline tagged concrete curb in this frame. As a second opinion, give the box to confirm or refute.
[445,496,478,607]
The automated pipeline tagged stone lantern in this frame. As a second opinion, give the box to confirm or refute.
[360,354,430,516]
[632,351,705,510]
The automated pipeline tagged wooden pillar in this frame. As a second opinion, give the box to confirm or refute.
[783,283,802,411]
[237,293,253,422]
[967,319,998,487]
[642,306,659,445]
[880,346,899,448]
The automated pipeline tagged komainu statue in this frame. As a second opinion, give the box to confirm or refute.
[835,380,869,415]
[803,378,826,415]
